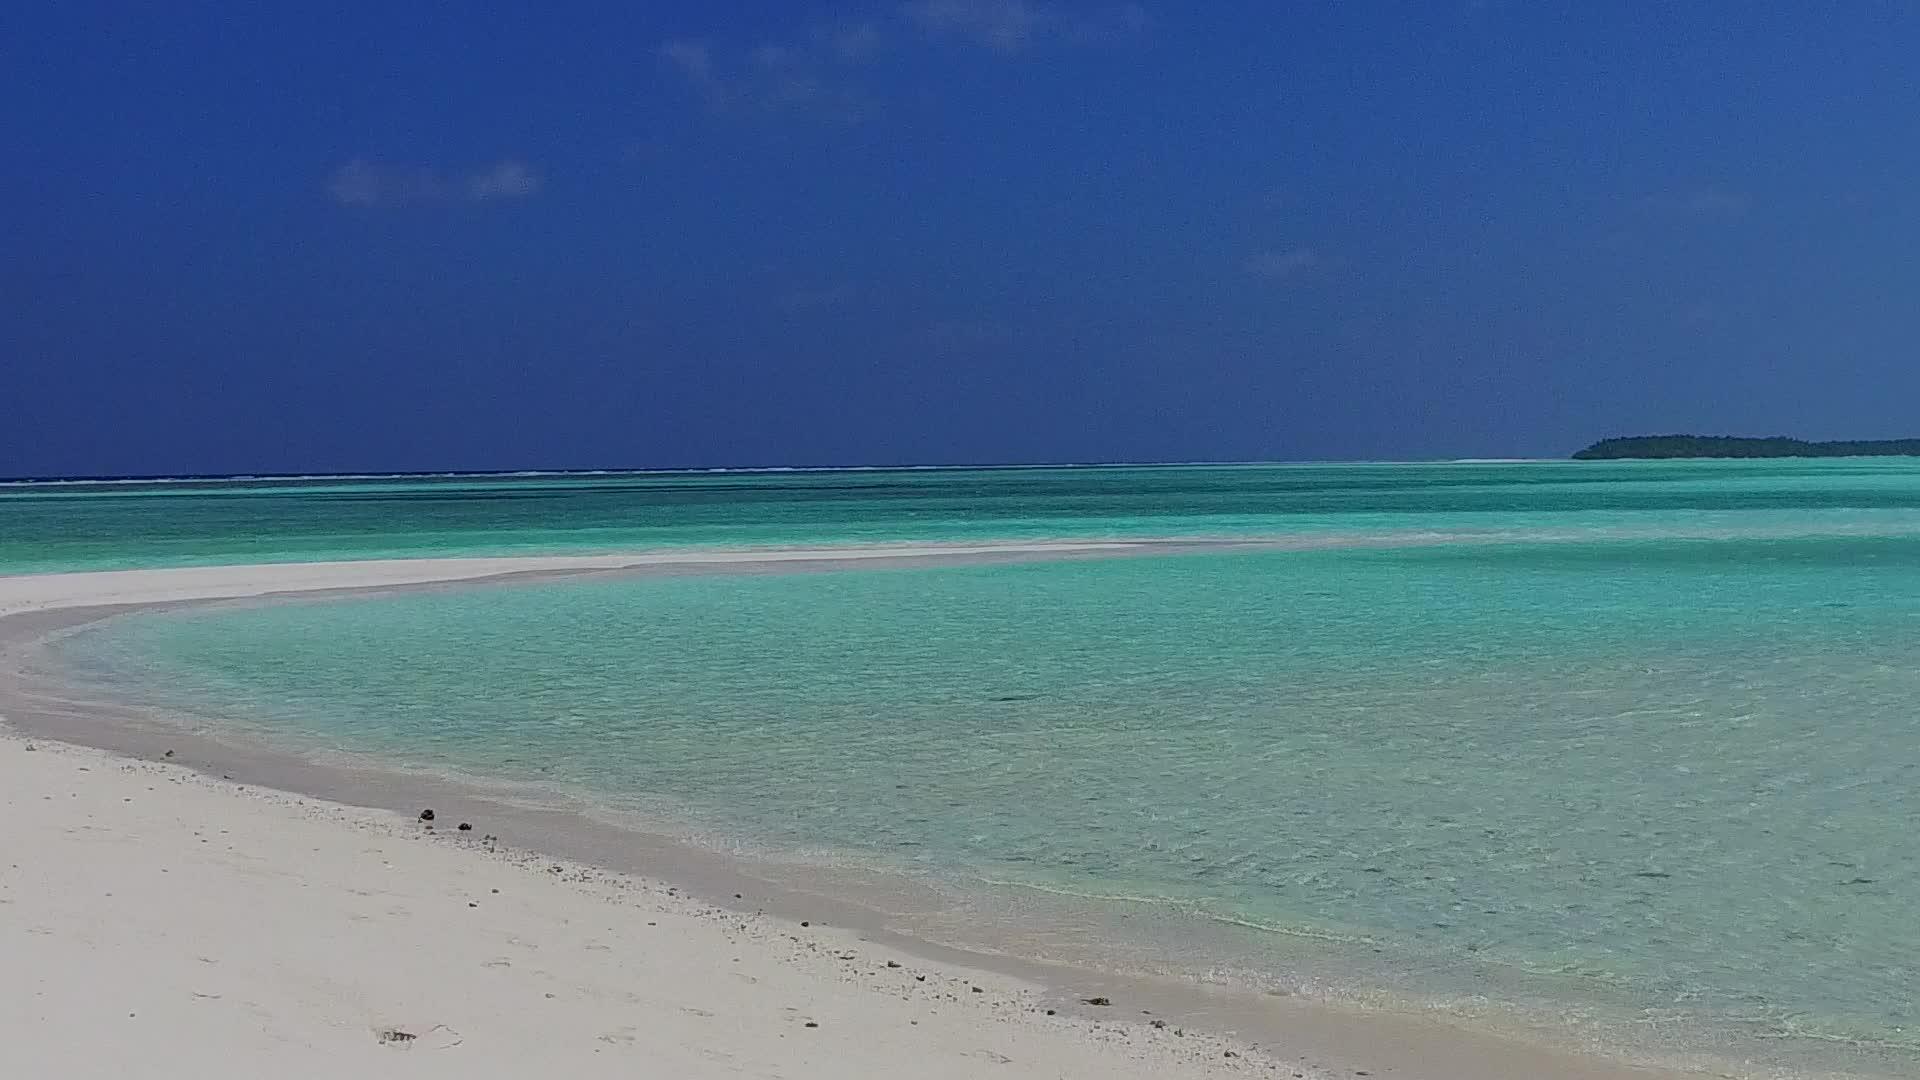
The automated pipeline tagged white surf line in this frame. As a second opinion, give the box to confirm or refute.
[0,540,1161,619]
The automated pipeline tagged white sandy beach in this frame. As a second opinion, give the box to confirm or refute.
[1,735,1284,1080]
[0,551,1700,1080]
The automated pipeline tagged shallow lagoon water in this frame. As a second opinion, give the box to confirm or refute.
[27,461,1920,1073]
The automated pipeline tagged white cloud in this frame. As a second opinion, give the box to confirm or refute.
[327,160,440,207]
[902,0,1147,53]
[326,158,542,208]
[466,160,542,201]
[659,37,865,121]
[660,5,1136,125]
[658,5,1143,126]
[659,39,716,86]
[1245,247,1318,279]
[1063,2,1150,44]
[821,21,886,61]
[905,0,1046,52]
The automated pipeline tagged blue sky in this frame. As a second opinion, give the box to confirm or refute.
[5,2,1919,474]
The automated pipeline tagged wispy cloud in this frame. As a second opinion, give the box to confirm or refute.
[658,5,1145,125]
[659,37,867,121]
[902,0,1148,54]
[1245,247,1318,280]
[659,39,717,88]
[327,161,439,207]
[816,20,887,61]
[465,160,542,201]
[327,158,542,208]
[904,0,1045,52]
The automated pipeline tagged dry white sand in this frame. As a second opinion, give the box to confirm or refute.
[0,735,1279,1080]
[0,552,1704,1080]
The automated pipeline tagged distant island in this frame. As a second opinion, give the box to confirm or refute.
[1574,435,1920,460]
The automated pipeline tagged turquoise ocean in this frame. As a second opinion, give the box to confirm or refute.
[10,461,1920,1074]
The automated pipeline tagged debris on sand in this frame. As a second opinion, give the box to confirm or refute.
[418,809,435,822]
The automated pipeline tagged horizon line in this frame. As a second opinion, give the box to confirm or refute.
[0,457,1569,487]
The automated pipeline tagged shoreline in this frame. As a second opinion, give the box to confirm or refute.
[4,734,1284,1079]
[0,548,1850,1079]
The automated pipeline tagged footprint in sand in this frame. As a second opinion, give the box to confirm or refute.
[375,1024,463,1050]
[596,1028,637,1046]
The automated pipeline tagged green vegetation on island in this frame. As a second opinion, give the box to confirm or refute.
[1573,435,1920,460]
